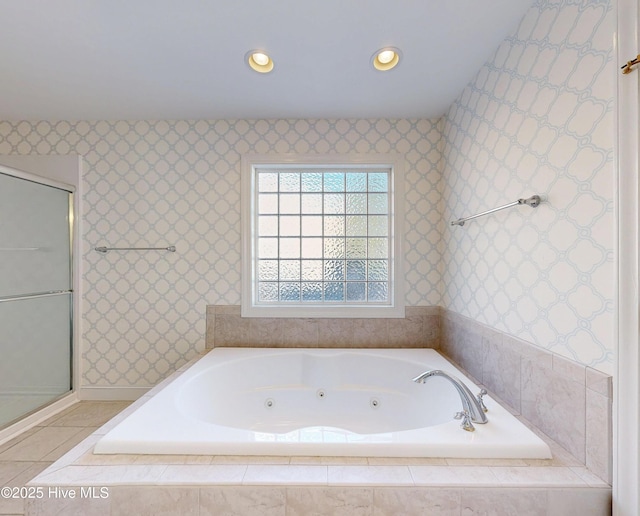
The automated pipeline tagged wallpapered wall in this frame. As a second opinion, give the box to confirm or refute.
[0,0,615,387]
[441,0,614,373]
[0,119,444,387]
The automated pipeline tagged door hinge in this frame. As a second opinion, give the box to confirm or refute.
[621,54,640,74]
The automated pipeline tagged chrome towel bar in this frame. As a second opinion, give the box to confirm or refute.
[451,195,542,227]
[95,245,176,254]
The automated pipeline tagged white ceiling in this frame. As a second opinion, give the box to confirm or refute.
[0,1,534,121]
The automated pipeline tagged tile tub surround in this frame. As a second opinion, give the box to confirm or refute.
[440,309,612,485]
[25,365,611,516]
[206,305,442,349]
[207,304,612,484]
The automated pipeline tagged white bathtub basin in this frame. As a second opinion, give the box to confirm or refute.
[94,348,552,459]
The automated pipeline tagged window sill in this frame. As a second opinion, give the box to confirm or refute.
[240,304,406,318]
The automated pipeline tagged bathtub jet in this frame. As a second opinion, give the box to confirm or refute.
[412,369,488,432]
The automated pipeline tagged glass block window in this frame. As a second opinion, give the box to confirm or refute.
[256,168,391,305]
[242,155,405,318]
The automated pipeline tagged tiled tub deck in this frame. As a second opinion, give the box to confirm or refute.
[23,356,612,515]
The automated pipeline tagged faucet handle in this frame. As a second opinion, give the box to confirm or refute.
[477,389,488,413]
[454,410,475,432]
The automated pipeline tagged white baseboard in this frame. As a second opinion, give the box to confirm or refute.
[77,387,149,401]
[0,392,79,446]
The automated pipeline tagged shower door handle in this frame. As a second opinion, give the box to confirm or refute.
[0,290,73,303]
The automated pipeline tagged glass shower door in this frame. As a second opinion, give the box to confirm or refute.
[0,170,73,429]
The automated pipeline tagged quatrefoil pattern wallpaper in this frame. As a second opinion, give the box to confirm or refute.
[441,0,614,373]
[0,0,615,387]
[0,119,444,386]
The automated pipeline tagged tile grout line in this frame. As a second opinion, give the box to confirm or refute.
[406,464,418,486]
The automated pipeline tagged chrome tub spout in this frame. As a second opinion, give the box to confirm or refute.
[412,369,489,431]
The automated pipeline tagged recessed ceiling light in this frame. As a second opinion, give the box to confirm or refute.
[372,47,401,71]
[246,50,274,73]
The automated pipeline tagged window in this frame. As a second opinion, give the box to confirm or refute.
[241,154,405,318]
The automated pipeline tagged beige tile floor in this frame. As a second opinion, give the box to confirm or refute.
[0,402,130,516]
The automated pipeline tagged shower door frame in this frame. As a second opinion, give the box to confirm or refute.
[0,163,76,430]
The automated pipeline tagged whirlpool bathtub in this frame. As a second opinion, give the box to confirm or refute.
[94,348,552,459]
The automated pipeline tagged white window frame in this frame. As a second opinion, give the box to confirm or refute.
[241,153,405,318]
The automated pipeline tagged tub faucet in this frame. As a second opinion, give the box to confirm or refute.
[412,369,489,431]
